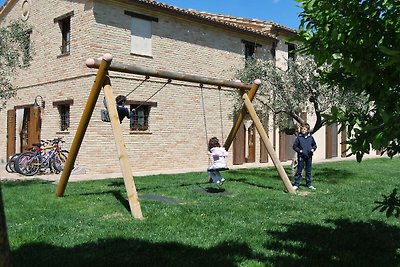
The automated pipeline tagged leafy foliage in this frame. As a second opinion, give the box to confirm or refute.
[236,57,364,134]
[373,188,400,218]
[295,0,400,160]
[0,19,33,110]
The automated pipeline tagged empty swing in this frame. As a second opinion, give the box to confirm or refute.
[200,84,229,175]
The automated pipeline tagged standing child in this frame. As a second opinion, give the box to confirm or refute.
[207,137,228,186]
[292,122,317,190]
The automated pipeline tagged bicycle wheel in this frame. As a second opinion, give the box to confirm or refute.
[5,153,20,173]
[15,152,41,176]
[52,150,69,173]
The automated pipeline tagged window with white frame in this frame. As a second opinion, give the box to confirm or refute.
[125,11,158,57]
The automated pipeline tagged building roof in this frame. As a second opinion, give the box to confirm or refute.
[1,0,297,39]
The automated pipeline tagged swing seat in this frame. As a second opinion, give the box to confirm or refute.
[207,165,229,172]
[208,167,229,171]
[101,109,110,122]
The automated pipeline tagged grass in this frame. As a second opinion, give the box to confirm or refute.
[2,157,400,266]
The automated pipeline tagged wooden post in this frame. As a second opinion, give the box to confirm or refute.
[0,185,12,267]
[242,93,296,194]
[56,54,113,197]
[224,79,261,151]
[103,77,143,219]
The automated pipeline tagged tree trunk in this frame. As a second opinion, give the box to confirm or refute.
[0,184,13,267]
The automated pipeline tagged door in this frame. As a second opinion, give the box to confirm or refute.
[326,124,338,158]
[233,123,245,165]
[245,123,255,163]
[13,106,41,153]
[7,109,16,158]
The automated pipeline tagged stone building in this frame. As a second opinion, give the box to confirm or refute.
[0,0,368,176]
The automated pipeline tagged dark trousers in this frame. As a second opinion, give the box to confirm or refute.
[294,156,312,187]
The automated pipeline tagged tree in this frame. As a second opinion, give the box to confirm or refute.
[0,19,32,109]
[295,0,400,161]
[0,19,33,267]
[235,57,364,135]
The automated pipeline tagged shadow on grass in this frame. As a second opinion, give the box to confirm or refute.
[264,219,400,267]
[313,167,354,184]
[12,238,265,267]
[228,178,275,190]
[1,179,53,188]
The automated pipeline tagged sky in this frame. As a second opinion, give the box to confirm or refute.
[1,0,302,29]
[159,0,302,29]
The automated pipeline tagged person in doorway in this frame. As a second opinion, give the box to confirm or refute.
[115,95,134,123]
[292,122,317,191]
[207,137,228,186]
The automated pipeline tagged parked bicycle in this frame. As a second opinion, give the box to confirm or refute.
[5,153,21,173]
[14,137,69,176]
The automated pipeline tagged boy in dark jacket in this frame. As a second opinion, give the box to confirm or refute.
[292,122,317,190]
[115,95,134,123]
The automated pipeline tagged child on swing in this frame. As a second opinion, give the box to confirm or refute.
[115,95,135,123]
[207,137,228,186]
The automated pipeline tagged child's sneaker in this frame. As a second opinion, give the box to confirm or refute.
[215,181,221,186]
[220,178,225,185]
[308,185,316,190]
[292,185,298,191]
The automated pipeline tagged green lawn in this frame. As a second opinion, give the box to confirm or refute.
[2,157,400,266]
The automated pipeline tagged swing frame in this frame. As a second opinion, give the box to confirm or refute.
[56,53,295,220]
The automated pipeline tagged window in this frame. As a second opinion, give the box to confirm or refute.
[60,17,70,54]
[288,43,296,61]
[245,43,255,60]
[53,100,73,132]
[58,105,70,131]
[54,11,74,55]
[270,41,277,61]
[128,101,157,131]
[125,11,158,57]
[242,40,261,62]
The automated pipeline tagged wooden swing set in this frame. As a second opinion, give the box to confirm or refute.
[55,53,295,220]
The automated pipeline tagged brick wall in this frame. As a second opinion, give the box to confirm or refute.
[1,0,375,175]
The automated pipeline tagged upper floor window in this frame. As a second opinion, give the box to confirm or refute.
[242,40,261,62]
[288,43,296,61]
[54,11,74,56]
[127,101,157,131]
[53,99,73,132]
[125,11,158,57]
[245,43,255,61]
[270,41,277,61]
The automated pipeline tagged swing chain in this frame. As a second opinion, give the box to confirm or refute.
[125,75,150,98]
[200,83,209,149]
[134,79,171,111]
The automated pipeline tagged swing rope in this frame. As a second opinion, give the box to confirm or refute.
[218,86,224,143]
[134,79,171,110]
[200,83,209,149]
[200,84,225,149]
[125,75,150,98]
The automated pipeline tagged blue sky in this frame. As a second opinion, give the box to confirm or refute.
[160,0,302,29]
[0,0,302,29]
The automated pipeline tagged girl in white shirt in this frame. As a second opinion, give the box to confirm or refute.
[207,137,228,186]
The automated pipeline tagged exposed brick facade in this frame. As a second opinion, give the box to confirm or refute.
[0,0,376,176]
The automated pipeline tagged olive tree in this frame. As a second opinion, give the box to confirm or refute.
[0,19,32,109]
[0,19,33,267]
[236,57,365,135]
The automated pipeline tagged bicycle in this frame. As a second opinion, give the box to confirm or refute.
[15,137,69,176]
